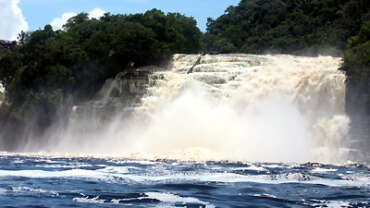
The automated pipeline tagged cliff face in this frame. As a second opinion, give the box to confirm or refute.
[342,20,370,161]
[70,69,152,127]
[345,70,370,161]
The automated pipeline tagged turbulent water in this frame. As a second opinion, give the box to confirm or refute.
[2,54,369,207]
[33,54,351,163]
[0,153,369,207]
[134,54,349,163]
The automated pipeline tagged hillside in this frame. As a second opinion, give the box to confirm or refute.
[0,9,201,148]
[204,0,370,56]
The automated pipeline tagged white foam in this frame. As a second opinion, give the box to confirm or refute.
[33,158,59,163]
[12,186,58,196]
[35,163,92,169]
[232,165,267,172]
[0,167,368,189]
[99,166,129,174]
[110,197,141,204]
[252,193,278,198]
[312,168,338,173]
[319,201,351,208]
[0,169,110,181]
[262,164,285,169]
[143,192,215,208]
[12,159,24,164]
[111,199,121,204]
[108,159,158,165]
[73,196,105,204]
[121,172,370,188]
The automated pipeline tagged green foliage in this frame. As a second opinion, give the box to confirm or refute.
[0,10,201,136]
[204,0,370,55]
[344,21,370,80]
[0,46,6,58]
[343,21,370,116]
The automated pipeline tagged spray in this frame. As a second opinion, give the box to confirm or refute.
[25,54,349,163]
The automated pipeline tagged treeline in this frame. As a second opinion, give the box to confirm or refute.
[0,9,201,148]
[204,0,370,55]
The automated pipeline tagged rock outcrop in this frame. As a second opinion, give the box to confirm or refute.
[70,69,153,127]
[345,69,370,162]
[115,70,152,95]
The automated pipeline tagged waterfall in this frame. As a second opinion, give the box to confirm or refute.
[40,54,350,163]
[0,84,4,106]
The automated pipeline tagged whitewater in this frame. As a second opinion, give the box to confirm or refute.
[0,54,369,207]
[32,54,350,163]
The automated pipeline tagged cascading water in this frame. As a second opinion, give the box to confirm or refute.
[0,84,4,106]
[37,54,349,163]
[134,54,349,163]
[4,55,369,208]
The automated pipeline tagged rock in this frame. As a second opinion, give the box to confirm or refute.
[345,70,370,163]
[69,69,152,128]
[116,70,151,95]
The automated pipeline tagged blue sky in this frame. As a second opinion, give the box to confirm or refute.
[18,0,240,32]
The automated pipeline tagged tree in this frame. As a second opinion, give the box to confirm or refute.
[0,10,202,147]
[204,0,370,55]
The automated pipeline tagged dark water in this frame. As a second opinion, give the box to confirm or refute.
[0,153,369,208]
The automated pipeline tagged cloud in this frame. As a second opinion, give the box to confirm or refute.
[50,12,77,31]
[0,0,28,40]
[50,8,106,30]
[89,8,106,19]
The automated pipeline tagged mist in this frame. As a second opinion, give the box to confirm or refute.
[10,54,352,163]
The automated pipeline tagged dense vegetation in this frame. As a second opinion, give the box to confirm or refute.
[343,21,370,116]
[204,0,370,55]
[0,9,201,147]
[0,46,6,58]
[0,1,370,149]
[343,22,370,80]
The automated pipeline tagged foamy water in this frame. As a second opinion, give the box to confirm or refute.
[30,54,351,164]
[0,153,368,207]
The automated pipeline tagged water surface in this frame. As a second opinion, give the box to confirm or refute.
[0,153,369,207]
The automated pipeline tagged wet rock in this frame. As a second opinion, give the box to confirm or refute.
[70,69,152,127]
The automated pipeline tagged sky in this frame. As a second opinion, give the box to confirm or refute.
[0,0,240,40]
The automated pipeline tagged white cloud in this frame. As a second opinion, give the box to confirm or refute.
[50,12,77,31]
[50,8,106,30]
[0,0,28,40]
[89,8,106,19]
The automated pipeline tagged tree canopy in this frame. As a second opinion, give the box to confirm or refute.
[204,0,370,55]
[343,21,370,102]
[0,9,201,143]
